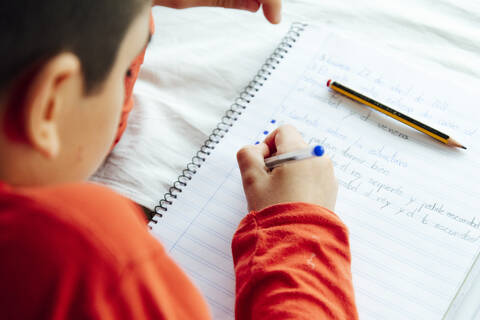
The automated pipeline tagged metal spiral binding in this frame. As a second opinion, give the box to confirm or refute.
[150,22,308,225]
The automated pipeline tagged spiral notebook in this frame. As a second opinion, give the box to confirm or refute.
[149,23,480,319]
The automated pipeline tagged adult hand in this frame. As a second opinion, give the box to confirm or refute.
[237,125,338,212]
[153,0,282,24]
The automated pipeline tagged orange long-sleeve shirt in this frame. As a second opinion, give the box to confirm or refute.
[234,203,358,319]
[0,181,357,319]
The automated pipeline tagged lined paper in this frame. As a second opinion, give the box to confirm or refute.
[150,26,480,319]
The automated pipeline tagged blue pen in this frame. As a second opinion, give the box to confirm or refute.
[264,145,325,170]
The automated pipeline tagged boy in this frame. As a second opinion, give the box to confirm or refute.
[0,1,358,319]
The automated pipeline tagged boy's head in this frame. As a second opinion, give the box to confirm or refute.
[0,0,151,186]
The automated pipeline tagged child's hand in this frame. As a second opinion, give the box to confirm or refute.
[237,125,338,212]
[153,0,282,24]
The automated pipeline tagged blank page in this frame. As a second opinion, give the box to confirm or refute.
[150,25,480,320]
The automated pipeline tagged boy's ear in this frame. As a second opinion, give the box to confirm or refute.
[24,52,81,159]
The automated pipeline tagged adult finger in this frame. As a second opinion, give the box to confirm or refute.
[154,0,257,10]
[217,0,260,11]
[260,0,281,24]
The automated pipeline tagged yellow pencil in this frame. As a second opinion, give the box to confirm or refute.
[327,80,466,149]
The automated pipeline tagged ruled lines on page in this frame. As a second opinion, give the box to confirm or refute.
[150,27,480,320]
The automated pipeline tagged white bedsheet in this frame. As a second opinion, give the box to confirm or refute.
[92,1,480,318]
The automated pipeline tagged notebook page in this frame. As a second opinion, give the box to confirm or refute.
[150,26,480,320]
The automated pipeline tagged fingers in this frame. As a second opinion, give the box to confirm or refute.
[264,125,308,155]
[154,0,253,10]
[237,144,269,186]
[259,0,282,24]
[153,0,280,24]
[217,0,254,10]
[214,0,280,21]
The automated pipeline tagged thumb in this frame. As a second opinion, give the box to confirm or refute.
[237,143,269,186]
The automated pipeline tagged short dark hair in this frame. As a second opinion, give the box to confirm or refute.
[0,0,149,95]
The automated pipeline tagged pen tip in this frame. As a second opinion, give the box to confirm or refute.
[461,145,467,150]
[327,79,331,87]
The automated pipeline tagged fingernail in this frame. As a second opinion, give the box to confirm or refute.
[269,10,281,24]
[274,12,282,24]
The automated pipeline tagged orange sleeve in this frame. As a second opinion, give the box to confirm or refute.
[232,202,358,320]
[0,182,210,320]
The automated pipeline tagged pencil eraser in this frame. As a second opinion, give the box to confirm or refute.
[327,79,331,87]
[313,145,325,157]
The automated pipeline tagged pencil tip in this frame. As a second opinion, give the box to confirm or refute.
[448,138,466,150]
